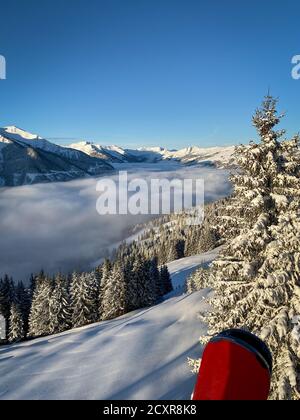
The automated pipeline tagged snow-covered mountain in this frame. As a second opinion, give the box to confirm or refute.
[0,127,113,187]
[69,141,236,168]
[0,124,235,187]
[68,141,137,163]
[168,146,236,167]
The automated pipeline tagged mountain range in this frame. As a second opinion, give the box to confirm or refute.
[0,126,235,187]
[0,127,113,187]
[69,141,235,167]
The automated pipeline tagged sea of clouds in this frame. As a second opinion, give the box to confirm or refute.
[0,164,232,282]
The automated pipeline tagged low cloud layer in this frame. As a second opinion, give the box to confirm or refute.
[0,164,231,282]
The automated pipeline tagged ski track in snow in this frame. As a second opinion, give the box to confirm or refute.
[0,249,219,400]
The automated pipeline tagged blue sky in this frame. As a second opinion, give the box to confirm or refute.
[0,0,299,149]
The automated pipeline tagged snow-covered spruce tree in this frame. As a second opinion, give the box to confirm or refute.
[168,239,185,261]
[125,253,145,311]
[186,267,210,293]
[150,257,163,299]
[197,96,300,399]
[133,254,157,308]
[141,259,158,307]
[101,261,126,321]
[160,265,173,295]
[15,281,31,336]
[88,270,101,316]
[49,274,71,334]
[28,272,52,338]
[0,275,15,339]
[197,224,220,254]
[8,303,24,343]
[123,256,141,312]
[98,260,112,319]
[70,271,99,328]
[252,134,300,399]
[258,212,300,399]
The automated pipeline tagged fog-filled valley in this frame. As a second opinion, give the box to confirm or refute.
[0,163,231,282]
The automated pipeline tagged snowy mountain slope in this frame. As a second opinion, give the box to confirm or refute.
[68,141,236,167]
[4,126,41,140]
[0,250,219,400]
[68,141,136,163]
[0,127,113,187]
[68,141,168,163]
[169,146,236,167]
[166,247,222,296]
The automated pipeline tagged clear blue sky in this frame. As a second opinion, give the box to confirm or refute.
[0,0,299,149]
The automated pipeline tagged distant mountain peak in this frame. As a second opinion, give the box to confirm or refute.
[4,126,42,140]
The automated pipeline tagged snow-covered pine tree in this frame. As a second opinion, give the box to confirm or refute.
[160,265,173,295]
[28,272,52,338]
[0,276,15,340]
[49,273,71,334]
[8,303,24,343]
[101,261,126,320]
[70,271,81,326]
[98,260,112,319]
[150,257,163,299]
[257,212,300,399]
[123,256,139,312]
[132,254,157,308]
[198,96,300,400]
[158,241,168,265]
[243,135,300,399]
[90,270,101,320]
[29,273,37,298]
[186,267,210,293]
[185,227,199,257]
[124,253,143,311]
[140,258,157,307]
[197,224,219,254]
[168,239,185,261]
[15,281,31,336]
[70,272,99,328]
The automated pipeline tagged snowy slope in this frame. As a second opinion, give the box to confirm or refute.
[167,247,222,296]
[68,141,131,163]
[0,250,219,401]
[169,146,236,167]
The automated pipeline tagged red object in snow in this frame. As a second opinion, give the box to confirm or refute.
[193,329,273,401]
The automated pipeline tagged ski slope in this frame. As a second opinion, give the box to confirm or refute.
[0,250,219,400]
[166,247,222,296]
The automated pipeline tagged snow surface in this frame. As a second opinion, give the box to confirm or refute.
[166,247,222,296]
[0,250,219,400]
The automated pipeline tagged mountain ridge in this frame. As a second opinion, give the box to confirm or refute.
[69,141,236,167]
[0,127,113,187]
[0,125,236,187]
